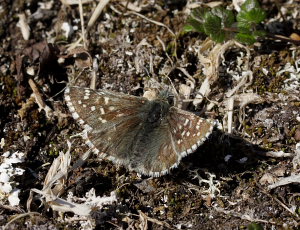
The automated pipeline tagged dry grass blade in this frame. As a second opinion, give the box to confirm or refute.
[268,174,300,190]
[87,0,110,28]
[17,13,30,40]
[138,211,174,229]
[194,40,250,107]
[214,207,277,225]
[28,79,53,119]
[61,0,93,5]
[26,142,89,215]
[4,212,41,230]
[227,97,234,134]
[126,11,175,37]
[78,0,87,49]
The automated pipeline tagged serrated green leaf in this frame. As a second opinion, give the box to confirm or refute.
[211,7,235,28]
[191,7,208,20]
[237,0,266,29]
[235,32,256,44]
[203,12,225,43]
[237,8,266,29]
[201,7,235,43]
[185,17,205,33]
[241,0,261,11]
[184,7,208,33]
[238,26,251,34]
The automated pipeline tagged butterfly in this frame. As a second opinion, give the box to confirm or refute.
[65,86,215,177]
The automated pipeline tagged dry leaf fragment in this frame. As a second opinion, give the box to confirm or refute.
[17,13,30,40]
[60,47,92,68]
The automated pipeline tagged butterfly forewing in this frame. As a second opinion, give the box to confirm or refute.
[65,86,147,130]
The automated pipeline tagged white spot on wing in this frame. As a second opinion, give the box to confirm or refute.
[197,140,203,146]
[72,112,79,119]
[191,144,197,151]
[184,119,189,126]
[100,107,105,114]
[98,117,107,123]
[68,104,75,112]
[187,148,193,154]
[91,106,96,111]
[104,97,110,104]
[84,124,92,131]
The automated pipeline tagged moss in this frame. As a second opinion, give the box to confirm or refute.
[252,53,292,95]
[257,127,263,136]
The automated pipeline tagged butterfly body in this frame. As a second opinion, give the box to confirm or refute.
[65,86,214,176]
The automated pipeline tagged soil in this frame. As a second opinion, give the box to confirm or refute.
[0,0,300,229]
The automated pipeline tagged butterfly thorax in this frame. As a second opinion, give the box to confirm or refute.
[128,99,171,169]
[146,99,170,126]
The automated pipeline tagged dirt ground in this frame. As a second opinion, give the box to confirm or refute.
[0,0,300,229]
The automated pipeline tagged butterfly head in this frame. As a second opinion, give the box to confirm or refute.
[144,89,175,106]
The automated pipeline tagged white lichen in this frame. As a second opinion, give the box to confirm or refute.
[0,151,25,206]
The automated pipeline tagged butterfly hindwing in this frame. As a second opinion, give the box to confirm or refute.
[167,107,215,158]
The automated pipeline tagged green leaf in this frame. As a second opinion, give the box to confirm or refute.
[235,32,256,44]
[184,6,235,42]
[237,8,266,27]
[203,11,225,43]
[184,8,208,33]
[191,7,208,20]
[182,24,195,32]
[185,17,205,33]
[238,26,251,34]
[241,0,261,11]
[252,30,266,37]
[211,7,235,28]
[202,7,235,43]
[237,0,266,29]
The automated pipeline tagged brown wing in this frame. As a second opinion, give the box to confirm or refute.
[124,107,215,176]
[65,86,147,162]
[166,106,215,160]
[65,87,215,176]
